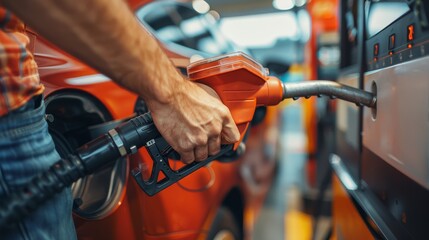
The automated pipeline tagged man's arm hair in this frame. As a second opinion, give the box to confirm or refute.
[2,0,184,105]
[3,0,241,163]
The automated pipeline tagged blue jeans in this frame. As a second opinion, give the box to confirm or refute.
[0,96,77,240]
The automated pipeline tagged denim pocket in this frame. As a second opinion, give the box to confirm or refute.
[0,97,76,240]
[0,97,58,190]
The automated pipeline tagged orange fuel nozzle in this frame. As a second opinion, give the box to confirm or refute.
[187,52,376,148]
[187,52,284,148]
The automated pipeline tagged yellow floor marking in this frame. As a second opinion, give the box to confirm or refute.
[285,210,312,240]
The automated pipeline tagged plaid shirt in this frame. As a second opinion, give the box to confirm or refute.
[0,8,44,117]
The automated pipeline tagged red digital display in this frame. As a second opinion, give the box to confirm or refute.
[374,43,379,56]
[389,34,395,50]
[407,24,415,42]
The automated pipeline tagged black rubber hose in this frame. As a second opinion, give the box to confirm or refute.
[0,155,86,229]
[0,112,156,229]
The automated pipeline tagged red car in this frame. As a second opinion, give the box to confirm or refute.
[29,1,279,239]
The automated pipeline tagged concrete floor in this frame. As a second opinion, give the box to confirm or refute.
[252,100,332,240]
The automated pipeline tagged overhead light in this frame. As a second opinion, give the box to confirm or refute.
[208,10,220,22]
[220,12,299,48]
[273,0,295,10]
[297,9,311,42]
[295,0,307,7]
[192,0,210,14]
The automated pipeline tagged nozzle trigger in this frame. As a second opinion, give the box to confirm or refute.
[132,139,233,196]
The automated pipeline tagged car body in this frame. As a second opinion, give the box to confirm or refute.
[29,1,278,239]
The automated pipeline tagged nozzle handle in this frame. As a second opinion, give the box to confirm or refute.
[132,144,233,196]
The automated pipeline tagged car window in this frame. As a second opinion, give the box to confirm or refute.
[136,2,233,56]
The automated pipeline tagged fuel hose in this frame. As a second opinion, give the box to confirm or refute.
[0,113,157,229]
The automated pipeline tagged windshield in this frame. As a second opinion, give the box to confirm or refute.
[136,2,236,56]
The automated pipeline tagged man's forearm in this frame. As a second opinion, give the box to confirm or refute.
[3,0,241,163]
[3,0,184,104]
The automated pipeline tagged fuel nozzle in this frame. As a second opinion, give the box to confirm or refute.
[188,52,377,148]
[281,80,377,108]
[187,51,376,109]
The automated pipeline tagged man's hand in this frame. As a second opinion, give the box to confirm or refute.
[147,81,240,164]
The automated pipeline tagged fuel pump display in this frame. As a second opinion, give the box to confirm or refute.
[332,0,429,239]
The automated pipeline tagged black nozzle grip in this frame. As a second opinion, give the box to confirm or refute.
[77,112,159,173]
[106,112,235,196]
[79,111,235,196]
[132,144,233,196]
[115,113,160,152]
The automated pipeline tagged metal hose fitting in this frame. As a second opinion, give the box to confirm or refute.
[282,80,376,108]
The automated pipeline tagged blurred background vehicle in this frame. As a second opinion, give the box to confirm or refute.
[29,0,279,239]
[136,0,242,59]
